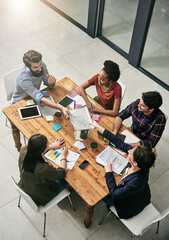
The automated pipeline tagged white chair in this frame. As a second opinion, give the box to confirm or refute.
[4,68,22,126]
[11,176,75,237]
[117,80,126,100]
[99,204,169,239]
[4,68,27,145]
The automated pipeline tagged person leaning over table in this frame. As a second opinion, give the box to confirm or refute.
[78,60,121,116]
[112,91,166,148]
[18,134,69,206]
[11,50,69,152]
[91,121,156,219]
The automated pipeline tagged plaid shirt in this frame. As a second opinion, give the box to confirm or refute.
[118,99,166,148]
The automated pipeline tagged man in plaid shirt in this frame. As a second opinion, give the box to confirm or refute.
[112,91,166,148]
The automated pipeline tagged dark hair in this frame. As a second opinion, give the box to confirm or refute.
[142,91,162,109]
[103,60,120,82]
[133,146,156,169]
[22,134,47,173]
[23,50,42,68]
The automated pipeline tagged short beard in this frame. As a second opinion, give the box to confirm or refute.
[30,68,44,77]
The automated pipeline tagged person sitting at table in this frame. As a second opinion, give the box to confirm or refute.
[11,50,69,152]
[78,60,121,116]
[18,134,68,206]
[112,91,166,148]
[91,121,156,219]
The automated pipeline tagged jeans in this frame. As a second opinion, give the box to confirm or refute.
[55,179,69,193]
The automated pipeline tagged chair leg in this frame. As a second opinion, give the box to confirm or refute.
[43,212,46,237]
[99,211,112,225]
[131,233,134,239]
[156,221,160,234]
[5,117,10,128]
[18,195,21,207]
[67,195,76,211]
[23,135,26,146]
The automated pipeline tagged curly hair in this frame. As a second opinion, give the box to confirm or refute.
[142,91,162,109]
[23,50,42,68]
[103,60,120,82]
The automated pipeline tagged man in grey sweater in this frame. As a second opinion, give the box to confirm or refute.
[11,50,69,151]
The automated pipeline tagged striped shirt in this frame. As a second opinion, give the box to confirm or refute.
[118,99,166,148]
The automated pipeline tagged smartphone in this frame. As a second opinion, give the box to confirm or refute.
[117,133,126,142]
[79,160,89,170]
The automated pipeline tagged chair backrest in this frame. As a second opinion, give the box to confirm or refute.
[11,176,38,213]
[117,80,126,100]
[4,68,22,101]
[152,206,169,223]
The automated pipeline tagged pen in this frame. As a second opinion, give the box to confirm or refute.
[67,160,80,162]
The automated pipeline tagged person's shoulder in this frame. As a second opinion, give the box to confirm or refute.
[88,73,99,82]
[17,66,32,81]
[156,109,167,122]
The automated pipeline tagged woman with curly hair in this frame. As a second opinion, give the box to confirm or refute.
[78,60,121,116]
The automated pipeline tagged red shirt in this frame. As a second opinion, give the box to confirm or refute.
[88,74,121,109]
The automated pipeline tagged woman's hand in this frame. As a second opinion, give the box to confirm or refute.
[90,120,100,129]
[49,138,65,149]
[105,162,112,173]
[90,120,105,134]
[61,145,68,159]
[86,102,93,113]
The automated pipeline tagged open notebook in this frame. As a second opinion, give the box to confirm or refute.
[96,146,128,175]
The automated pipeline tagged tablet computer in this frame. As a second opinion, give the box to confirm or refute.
[18,105,42,120]
[58,95,74,107]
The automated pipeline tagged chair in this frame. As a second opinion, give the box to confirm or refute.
[4,68,22,126]
[4,68,26,145]
[11,176,75,237]
[99,204,169,239]
[117,80,126,100]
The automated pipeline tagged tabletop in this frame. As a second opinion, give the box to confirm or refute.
[3,77,128,207]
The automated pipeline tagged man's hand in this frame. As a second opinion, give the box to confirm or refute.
[105,162,112,173]
[47,74,56,88]
[61,107,70,118]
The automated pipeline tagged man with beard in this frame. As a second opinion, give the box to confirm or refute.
[112,91,166,148]
[11,50,69,151]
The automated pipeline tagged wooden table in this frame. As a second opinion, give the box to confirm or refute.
[3,77,127,227]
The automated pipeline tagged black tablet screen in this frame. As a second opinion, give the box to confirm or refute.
[20,106,40,118]
[58,96,73,107]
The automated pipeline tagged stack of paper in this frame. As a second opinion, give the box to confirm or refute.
[96,146,128,175]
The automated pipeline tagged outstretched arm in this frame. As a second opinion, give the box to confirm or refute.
[78,81,93,112]
[41,97,69,118]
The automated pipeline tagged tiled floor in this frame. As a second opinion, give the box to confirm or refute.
[0,1,169,240]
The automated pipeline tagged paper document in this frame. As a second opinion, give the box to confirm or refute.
[69,106,94,130]
[38,96,59,117]
[72,95,86,107]
[44,149,80,170]
[96,146,128,175]
[111,129,140,155]
[122,129,140,144]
